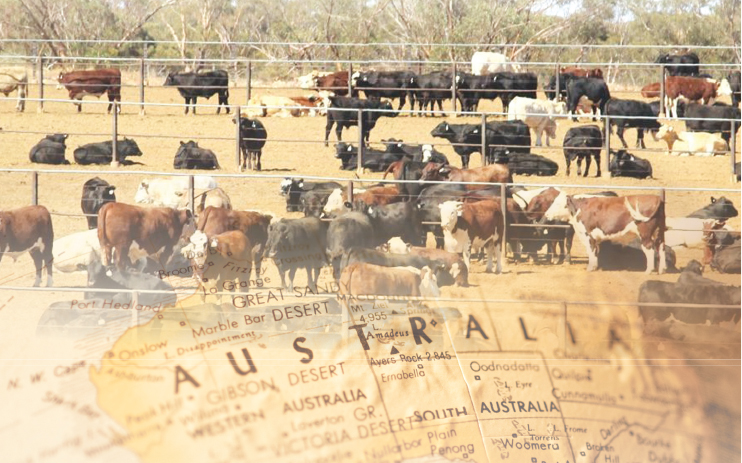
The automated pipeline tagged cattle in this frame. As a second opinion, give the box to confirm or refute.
[597,240,677,272]
[0,69,27,111]
[566,78,611,120]
[81,177,116,229]
[656,125,727,156]
[340,247,452,286]
[29,134,69,165]
[471,52,521,75]
[663,76,719,118]
[381,242,469,287]
[73,138,143,165]
[419,162,511,189]
[356,201,424,246]
[567,195,666,273]
[430,120,531,168]
[335,142,405,172]
[381,139,449,164]
[497,152,559,177]
[338,262,439,298]
[559,67,604,79]
[324,97,396,145]
[173,141,221,170]
[563,125,602,177]
[57,69,121,113]
[507,97,567,146]
[688,197,738,221]
[656,52,700,77]
[0,205,54,286]
[382,160,429,199]
[544,73,578,101]
[728,71,741,107]
[490,72,538,113]
[265,217,327,292]
[280,178,343,213]
[301,189,335,218]
[298,70,333,89]
[187,188,232,215]
[710,236,741,274]
[233,117,267,171]
[680,102,741,145]
[439,200,504,273]
[134,176,217,208]
[640,82,661,99]
[163,70,229,115]
[312,71,354,96]
[352,185,402,208]
[665,217,731,249]
[609,150,653,179]
[290,94,332,116]
[184,229,258,297]
[326,211,375,279]
[454,72,500,112]
[604,99,661,149]
[413,71,452,115]
[196,207,272,278]
[246,94,329,117]
[97,203,193,271]
[415,184,468,249]
[353,70,417,111]
[53,229,147,274]
[85,259,175,305]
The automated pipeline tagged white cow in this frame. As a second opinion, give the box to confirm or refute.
[321,187,367,217]
[0,67,28,112]
[52,229,147,273]
[656,125,728,156]
[471,52,521,76]
[134,176,217,208]
[665,217,732,248]
[507,97,568,146]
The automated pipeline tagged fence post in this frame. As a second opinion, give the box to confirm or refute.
[731,118,737,182]
[659,64,666,117]
[480,113,488,165]
[348,62,354,96]
[500,182,507,272]
[246,61,252,104]
[31,171,38,205]
[357,108,364,174]
[602,115,611,178]
[188,175,195,216]
[139,58,145,115]
[234,106,242,170]
[111,101,119,167]
[37,56,44,113]
[347,180,354,205]
[451,61,458,115]
[554,63,561,101]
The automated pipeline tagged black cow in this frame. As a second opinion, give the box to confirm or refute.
[490,72,538,113]
[563,125,602,177]
[324,97,396,146]
[382,139,449,164]
[412,71,452,115]
[455,72,500,112]
[495,151,558,176]
[382,160,430,199]
[335,142,405,172]
[711,236,741,274]
[649,100,662,117]
[85,260,176,305]
[326,211,376,279]
[265,217,328,292]
[356,201,425,246]
[301,189,336,218]
[430,120,530,168]
[680,102,741,145]
[340,247,452,286]
[81,177,115,229]
[234,117,267,171]
[280,178,342,213]
[173,141,220,170]
[29,134,69,165]
[688,197,738,221]
[604,99,661,149]
[544,73,578,101]
[163,70,230,115]
[566,78,611,120]
[73,139,143,165]
[729,71,741,107]
[353,71,417,111]
[609,150,652,179]
[656,52,700,77]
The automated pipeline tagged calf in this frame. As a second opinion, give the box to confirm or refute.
[567,195,666,273]
[81,177,115,229]
[324,97,396,145]
[280,178,342,213]
[85,259,175,304]
[681,102,741,145]
[609,150,652,179]
[57,69,121,113]
[0,205,54,286]
[507,97,567,146]
[664,76,719,118]
[173,141,221,170]
[74,138,142,165]
[326,212,375,279]
[338,262,439,298]
[419,162,511,189]
[563,125,602,177]
[29,134,69,165]
[234,117,267,171]
[163,70,229,115]
[415,184,468,249]
[566,78,611,120]
[665,217,730,249]
[439,200,504,273]
[656,125,727,156]
[604,99,661,149]
[265,217,327,292]
[340,248,451,285]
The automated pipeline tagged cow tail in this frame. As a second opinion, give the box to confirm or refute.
[382,162,396,179]
[97,204,109,265]
[624,197,652,222]
[197,206,211,232]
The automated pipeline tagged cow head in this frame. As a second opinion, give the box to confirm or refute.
[705,197,739,221]
[134,181,152,204]
[438,201,463,232]
[163,73,178,87]
[46,134,68,145]
[121,138,143,156]
[265,220,289,259]
[335,143,355,160]
[279,178,295,196]
[181,230,209,282]
[430,121,456,140]
[419,162,449,182]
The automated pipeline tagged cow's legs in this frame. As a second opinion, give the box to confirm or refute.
[306,266,319,293]
[584,154,593,177]
[641,244,656,274]
[494,240,503,274]
[576,156,583,176]
[636,129,646,149]
[436,99,444,117]
[534,126,543,146]
[287,267,297,292]
[44,249,53,287]
[114,242,133,271]
[192,96,198,115]
[184,97,190,115]
[335,125,344,144]
[254,151,262,171]
[29,249,43,287]
[658,243,667,275]
[593,153,601,177]
[617,125,629,148]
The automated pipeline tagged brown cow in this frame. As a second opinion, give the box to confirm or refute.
[97,203,193,270]
[351,185,401,207]
[57,69,122,113]
[419,163,511,190]
[338,262,425,297]
[196,206,273,278]
[566,195,666,273]
[183,229,255,297]
[560,67,604,79]
[0,205,54,286]
[664,76,719,118]
[314,71,354,96]
[439,199,505,273]
[641,82,661,99]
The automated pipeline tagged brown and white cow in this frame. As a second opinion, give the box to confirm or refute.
[97,202,193,270]
[439,199,504,273]
[57,69,121,113]
[420,163,511,190]
[0,205,54,286]
[566,195,666,273]
[182,229,255,297]
[664,76,719,118]
[338,262,439,298]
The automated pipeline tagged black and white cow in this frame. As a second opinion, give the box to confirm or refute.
[81,177,116,229]
[74,138,143,165]
[563,125,603,177]
[265,217,328,292]
[29,134,69,165]
[163,70,230,114]
[609,150,652,179]
[280,178,343,213]
[656,52,700,77]
[680,102,741,145]
[353,70,417,111]
[324,97,397,145]
[234,117,267,171]
[566,78,611,120]
[604,99,661,149]
[173,141,221,170]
